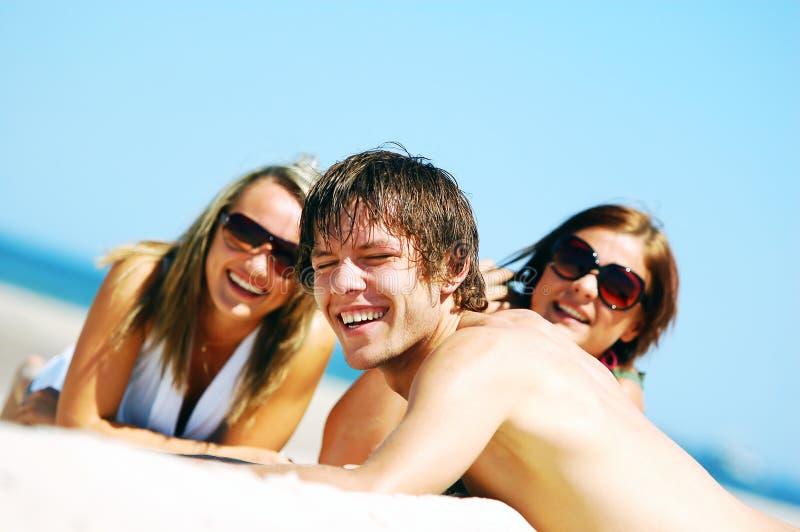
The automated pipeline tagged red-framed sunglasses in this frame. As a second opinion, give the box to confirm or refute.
[550,234,646,311]
[218,211,299,277]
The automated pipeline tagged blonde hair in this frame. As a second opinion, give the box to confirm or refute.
[103,157,319,424]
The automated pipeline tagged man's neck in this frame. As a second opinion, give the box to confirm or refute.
[380,302,465,399]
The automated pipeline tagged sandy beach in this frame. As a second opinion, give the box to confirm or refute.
[1,281,798,528]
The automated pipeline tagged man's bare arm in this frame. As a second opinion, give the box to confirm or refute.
[255,328,521,494]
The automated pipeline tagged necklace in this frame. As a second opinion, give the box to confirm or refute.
[197,334,237,354]
[195,332,241,378]
[196,341,212,378]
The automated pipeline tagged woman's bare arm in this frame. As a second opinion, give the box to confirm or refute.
[54,257,289,462]
[319,368,406,466]
[221,312,336,454]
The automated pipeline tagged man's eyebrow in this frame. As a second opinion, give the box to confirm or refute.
[311,247,333,258]
[356,239,400,250]
[310,239,402,257]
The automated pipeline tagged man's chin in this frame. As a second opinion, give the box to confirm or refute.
[343,350,385,371]
[344,359,379,372]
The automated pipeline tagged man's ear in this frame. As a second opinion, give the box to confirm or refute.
[440,253,471,297]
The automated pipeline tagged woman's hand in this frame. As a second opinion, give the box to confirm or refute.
[480,259,515,313]
[14,387,59,426]
[208,444,293,465]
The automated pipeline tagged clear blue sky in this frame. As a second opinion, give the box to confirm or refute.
[1,2,798,479]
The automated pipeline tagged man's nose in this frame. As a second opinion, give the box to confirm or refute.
[329,258,367,295]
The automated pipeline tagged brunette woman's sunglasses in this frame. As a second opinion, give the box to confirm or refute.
[550,235,645,311]
[218,211,299,277]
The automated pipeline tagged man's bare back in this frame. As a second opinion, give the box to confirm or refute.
[430,310,789,530]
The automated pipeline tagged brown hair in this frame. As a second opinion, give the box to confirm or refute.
[103,158,319,424]
[502,204,678,364]
[297,145,487,312]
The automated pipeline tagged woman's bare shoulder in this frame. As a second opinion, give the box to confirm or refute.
[102,252,163,296]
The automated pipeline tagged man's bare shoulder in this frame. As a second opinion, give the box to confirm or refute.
[424,310,561,369]
[448,309,595,375]
[415,311,541,373]
[457,308,560,339]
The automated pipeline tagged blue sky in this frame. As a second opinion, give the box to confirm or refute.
[1,2,798,479]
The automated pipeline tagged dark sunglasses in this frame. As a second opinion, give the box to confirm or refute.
[218,211,299,277]
[550,234,646,311]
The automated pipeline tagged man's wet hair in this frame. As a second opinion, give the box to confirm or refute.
[298,144,487,312]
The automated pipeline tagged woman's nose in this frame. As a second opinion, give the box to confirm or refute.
[243,251,275,290]
[571,270,599,302]
[245,247,271,269]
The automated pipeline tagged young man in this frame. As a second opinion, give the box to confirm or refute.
[259,148,790,531]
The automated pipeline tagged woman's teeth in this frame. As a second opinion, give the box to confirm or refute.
[228,271,267,296]
[557,303,588,323]
[341,310,385,328]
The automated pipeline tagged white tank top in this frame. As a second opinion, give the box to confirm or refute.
[29,330,257,441]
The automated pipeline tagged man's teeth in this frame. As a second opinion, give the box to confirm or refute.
[229,271,267,295]
[341,310,385,326]
[558,303,587,323]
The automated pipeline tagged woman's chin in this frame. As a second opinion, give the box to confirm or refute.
[230,303,255,319]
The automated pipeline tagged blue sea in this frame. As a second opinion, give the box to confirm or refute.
[1,233,797,507]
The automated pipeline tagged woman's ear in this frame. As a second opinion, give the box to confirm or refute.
[619,318,643,343]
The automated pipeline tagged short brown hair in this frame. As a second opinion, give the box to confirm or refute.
[298,146,487,312]
[504,204,678,364]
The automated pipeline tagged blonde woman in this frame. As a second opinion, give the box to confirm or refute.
[2,161,335,463]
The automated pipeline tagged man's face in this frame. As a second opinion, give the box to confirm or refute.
[310,213,443,370]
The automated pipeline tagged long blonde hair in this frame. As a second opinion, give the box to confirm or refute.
[103,158,319,424]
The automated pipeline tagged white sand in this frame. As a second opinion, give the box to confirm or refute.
[0,282,86,397]
[0,423,531,531]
